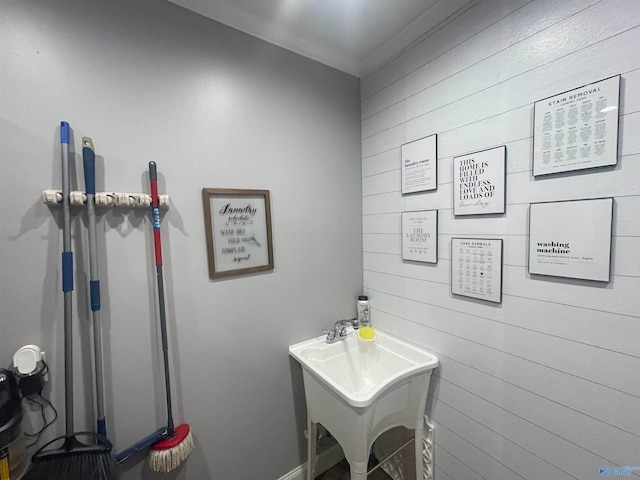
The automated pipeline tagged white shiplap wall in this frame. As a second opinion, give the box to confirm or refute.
[361,0,640,479]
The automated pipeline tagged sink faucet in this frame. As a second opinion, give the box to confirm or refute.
[323,317,359,344]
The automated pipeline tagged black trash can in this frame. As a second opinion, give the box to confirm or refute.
[0,369,27,479]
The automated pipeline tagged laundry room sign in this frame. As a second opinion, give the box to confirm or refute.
[202,188,274,279]
[402,210,438,263]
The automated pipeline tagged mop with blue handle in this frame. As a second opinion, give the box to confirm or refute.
[82,137,108,439]
[23,122,118,480]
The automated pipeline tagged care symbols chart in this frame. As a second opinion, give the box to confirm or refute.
[451,238,503,303]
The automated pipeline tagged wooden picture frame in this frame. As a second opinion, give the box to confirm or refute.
[202,188,274,279]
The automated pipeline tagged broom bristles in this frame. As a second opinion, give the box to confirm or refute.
[23,451,118,480]
[148,426,194,473]
[23,433,118,480]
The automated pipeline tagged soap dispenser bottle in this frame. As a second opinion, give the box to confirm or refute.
[357,295,370,327]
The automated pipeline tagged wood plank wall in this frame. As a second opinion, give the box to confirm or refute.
[360,0,640,478]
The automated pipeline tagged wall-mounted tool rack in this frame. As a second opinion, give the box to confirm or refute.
[42,190,170,208]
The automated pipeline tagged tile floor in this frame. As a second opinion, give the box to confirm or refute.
[316,456,393,480]
[313,425,416,480]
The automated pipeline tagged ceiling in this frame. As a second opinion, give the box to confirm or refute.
[167,0,472,77]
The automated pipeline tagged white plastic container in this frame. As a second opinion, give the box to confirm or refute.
[357,295,370,327]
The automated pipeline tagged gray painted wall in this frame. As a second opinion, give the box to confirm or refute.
[361,0,640,479]
[0,1,362,478]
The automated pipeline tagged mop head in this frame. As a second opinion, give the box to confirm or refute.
[148,424,193,473]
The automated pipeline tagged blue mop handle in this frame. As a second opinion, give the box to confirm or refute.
[83,137,107,438]
[60,121,75,437]
[82,140,100,310]
[115,428,167,464]
[61,122,73,293]
[60,121,70,144]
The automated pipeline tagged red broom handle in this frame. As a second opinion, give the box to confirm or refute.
[148,162,175,436]
[150,171,163,266]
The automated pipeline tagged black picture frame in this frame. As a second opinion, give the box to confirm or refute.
[401,210,438,263]
[532,75,621,177]
[451,238,503,304]
[401,134,438,194]
[528,197,613,282]
[453,145,506,216]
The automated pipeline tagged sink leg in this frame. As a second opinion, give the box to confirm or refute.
[414,427,423,480]
[307,420,317,480]
[348,460,367,480]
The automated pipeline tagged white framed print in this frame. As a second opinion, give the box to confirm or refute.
[402,210,438,263]
[451,238,503,304]
[453,145,506,216]
[528,197,613,282]
[401,134,437,194]
[533,75,620,177]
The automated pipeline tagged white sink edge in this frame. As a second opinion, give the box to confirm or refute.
[299,358,436,408]
[289,328,439,408]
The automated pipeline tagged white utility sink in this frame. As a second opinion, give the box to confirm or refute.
[289,328,438,480]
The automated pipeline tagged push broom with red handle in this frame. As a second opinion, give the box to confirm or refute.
[147,161,193,473]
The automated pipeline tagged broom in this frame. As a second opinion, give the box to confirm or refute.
[82,144,168,465]
[146,161,193,473]
[23,122,118,480]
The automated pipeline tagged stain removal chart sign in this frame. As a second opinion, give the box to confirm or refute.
[533,75,620,176]
[401,134,437,194]
[528,197,613,282]
[451,238,503,303]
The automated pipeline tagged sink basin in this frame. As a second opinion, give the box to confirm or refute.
[289,328,438,408]
[289,328,438,480]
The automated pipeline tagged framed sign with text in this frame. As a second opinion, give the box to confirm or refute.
[453,145,506,216]
[451,238,503,303]
[528,197,613,282]
[533,75,620,177]
[402,210,438,263]
[202,188,274,279]
[401,134,437,194]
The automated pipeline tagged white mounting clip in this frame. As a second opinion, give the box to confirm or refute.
[43,190,169,208]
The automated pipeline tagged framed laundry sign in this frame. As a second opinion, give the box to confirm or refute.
[401,134,437,194]
[528,197,613,282]
[451,238,503,303]
[453,145,506,216]
[402,210,438,263]
[533,75,620,177]
[202,188,274,279]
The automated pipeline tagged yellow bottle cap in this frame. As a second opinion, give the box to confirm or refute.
[359,327,375,340]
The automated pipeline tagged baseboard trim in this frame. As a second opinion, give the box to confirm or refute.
[277,442,344,480]
[278,464,306,480]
